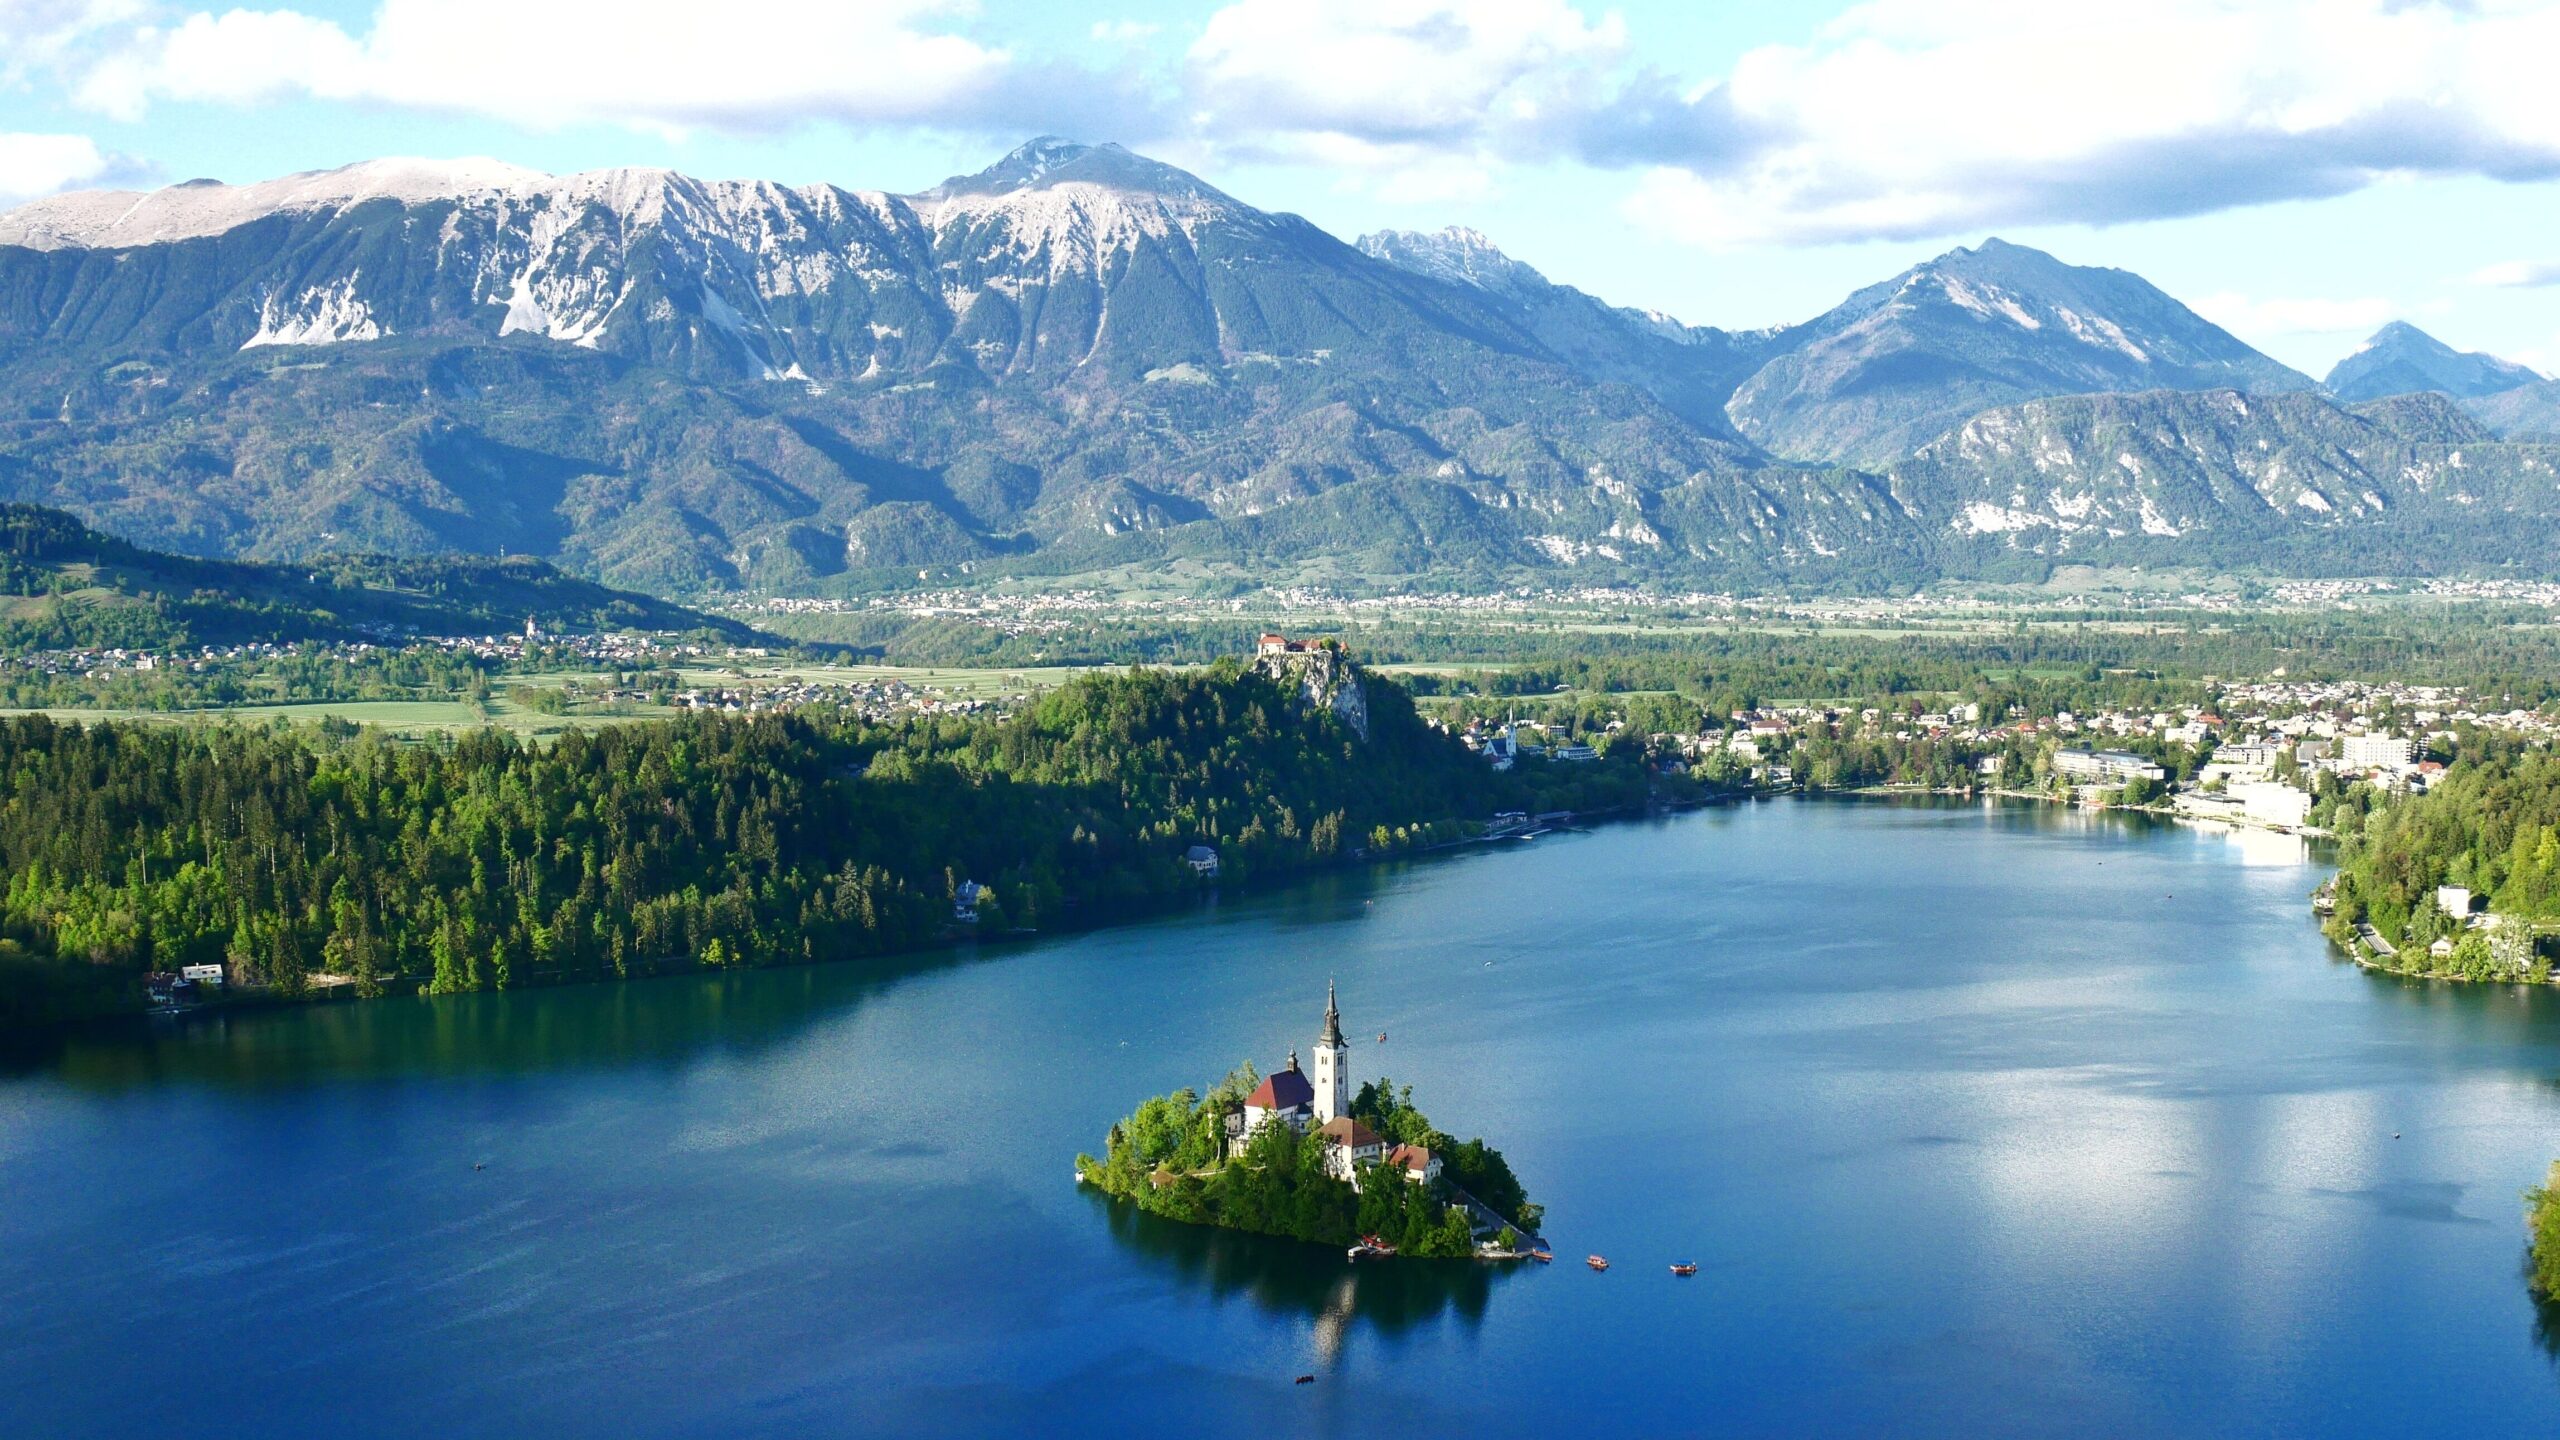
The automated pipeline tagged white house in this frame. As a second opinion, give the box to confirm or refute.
[1319,1116,1385,1180]
[1385,1143,1441,1187]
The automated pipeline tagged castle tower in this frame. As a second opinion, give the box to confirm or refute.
[1312,979,1349,1122]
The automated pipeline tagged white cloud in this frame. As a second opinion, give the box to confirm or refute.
[0,0,145,87]
[2472,258,2560,288]
[0,130,124,204]
[2191,291,2400,340]
[1186,0,1624,158]
[72,1,1018,134]
[1620,0,2560,248]
[1089,19,1160,44]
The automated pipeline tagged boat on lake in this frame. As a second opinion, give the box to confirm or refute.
[1671,1263,1698,1276]
[1587,1255,1610,1271]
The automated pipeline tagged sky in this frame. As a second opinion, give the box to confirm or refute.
[4,0,2560,376]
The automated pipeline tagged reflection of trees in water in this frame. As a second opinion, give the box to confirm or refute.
[1088,1187,1516,1356]
[39,942,994,1091]
[2527,1248,2560,1363]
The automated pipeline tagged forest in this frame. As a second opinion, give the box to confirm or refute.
[0,660,1648,1034]
[2321,740,2560,974]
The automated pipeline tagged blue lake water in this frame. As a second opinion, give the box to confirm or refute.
[7,797,2560,1437]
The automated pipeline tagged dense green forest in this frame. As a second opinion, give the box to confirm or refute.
[1077,1070,1535,1254]
[0,661,1646,1034]
[2321,742,2560,978]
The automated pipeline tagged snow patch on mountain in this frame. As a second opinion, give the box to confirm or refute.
[241,274,384,349]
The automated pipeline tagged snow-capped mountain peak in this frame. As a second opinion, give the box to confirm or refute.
[0,157,555,251]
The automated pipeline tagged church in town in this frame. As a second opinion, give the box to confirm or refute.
[1226,982,1440,1190]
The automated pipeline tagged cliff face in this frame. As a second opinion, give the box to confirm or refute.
[1253,648,1370,742]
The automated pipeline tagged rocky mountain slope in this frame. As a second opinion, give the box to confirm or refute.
[1724,240,2311,468]
[1898,387,2560,575]
[0,141,2551,591]
[2324,320,2543,402]
[3,141,1929,591]
[2320,321,2560,441]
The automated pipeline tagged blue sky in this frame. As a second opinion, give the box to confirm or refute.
[4,0,2560,375]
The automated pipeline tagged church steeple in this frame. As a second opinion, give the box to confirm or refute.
[1313,980,1349,1122]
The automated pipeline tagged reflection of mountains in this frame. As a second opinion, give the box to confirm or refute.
[1090,1187,1521,1353]
[30,941,991,1090]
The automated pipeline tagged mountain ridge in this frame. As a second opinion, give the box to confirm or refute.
[0,140,2551,592]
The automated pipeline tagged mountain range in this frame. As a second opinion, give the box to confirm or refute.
[0,137,2554,595]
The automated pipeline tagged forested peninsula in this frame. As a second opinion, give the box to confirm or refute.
[0,658,1649,1035]
[2321,744,2560,980]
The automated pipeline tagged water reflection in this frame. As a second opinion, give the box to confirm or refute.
[1084,1186,1520,1354]
[34,940,999,1091]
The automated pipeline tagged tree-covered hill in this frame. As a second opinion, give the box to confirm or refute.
[0,503,746,650]
[0,659,1646,1034]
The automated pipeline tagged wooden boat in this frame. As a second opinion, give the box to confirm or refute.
[1670,1263,1698,1276]
[1586,1255,1610,1271]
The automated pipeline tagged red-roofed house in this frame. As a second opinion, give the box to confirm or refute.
[1384,1143,1441,1187]
[1318,1116,1384,1180]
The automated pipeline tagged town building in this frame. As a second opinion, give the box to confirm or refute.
[2341,733,2414,770]
[2055,748,2167,783]
[2235,781,2313,829]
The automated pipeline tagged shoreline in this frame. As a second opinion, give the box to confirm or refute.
[30,777,1730,1044]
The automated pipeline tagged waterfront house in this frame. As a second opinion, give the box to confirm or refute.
[953,880,988,922]
[1183,845,1221,877]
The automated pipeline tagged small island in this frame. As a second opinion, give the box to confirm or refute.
[1078,984,1543,1259]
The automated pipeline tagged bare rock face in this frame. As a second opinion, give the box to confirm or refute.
[1253,647,1369,742]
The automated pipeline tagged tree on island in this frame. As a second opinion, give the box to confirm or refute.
[1080,1070,1533,1255]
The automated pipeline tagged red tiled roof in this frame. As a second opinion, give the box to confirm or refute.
[1319,1116,1382,1148]
[1386,1143,1433,1172]
[1246,1069,1314,1111]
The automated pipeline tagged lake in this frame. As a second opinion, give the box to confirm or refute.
[6,797,2560,1437]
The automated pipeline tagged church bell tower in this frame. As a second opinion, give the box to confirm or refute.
[1313,980,1349,1122]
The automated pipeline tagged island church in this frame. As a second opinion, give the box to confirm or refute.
[1225,982,1438,1189]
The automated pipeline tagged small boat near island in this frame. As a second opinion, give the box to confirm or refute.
[1587,1255,1610,1271]
[1670,1263,1698,1276]
[1349,1233,1399,1261]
